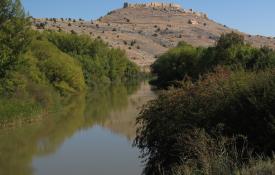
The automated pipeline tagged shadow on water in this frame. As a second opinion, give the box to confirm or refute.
[0,81,155,175]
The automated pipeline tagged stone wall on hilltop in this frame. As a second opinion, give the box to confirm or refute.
[123,2,181,10]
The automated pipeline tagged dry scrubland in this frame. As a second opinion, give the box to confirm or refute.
[33,5,275,70]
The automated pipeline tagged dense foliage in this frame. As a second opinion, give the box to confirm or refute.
[46,32,140,85]
[135,32,275,175]
[0,0,140,124]
[151,33,275,88]
[0,0,31,78]
[135,68,275,174]
[28,39,86,94]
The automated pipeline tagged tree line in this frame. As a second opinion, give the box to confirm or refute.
[0,0,140,124]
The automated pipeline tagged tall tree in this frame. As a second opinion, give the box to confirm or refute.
[0,0,31,78]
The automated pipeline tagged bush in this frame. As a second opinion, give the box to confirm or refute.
[170,130,247,175]
[35,22,46,29]
[151,33,275,88]
[45,32,140,85]
[29,39,86,94]
[130,40,136,46]
[151,42,202,87]
[0,71,28,96]
[135,68,275,174]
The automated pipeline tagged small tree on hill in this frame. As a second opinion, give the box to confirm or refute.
[217,32,245,49]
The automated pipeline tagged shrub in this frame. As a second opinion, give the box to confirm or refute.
[71,30,76,34]
[135,68,275,174]
[130,40,136,46]
[155,28,161,32]
[151,33,275,88]
[35,22,46,29]
[151,42,202,87]
[29,39,86,94]
[46,32,140,85]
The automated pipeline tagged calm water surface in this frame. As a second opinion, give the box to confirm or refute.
[0,81,155,175]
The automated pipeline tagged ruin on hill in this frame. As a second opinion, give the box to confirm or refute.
[123,2,181,10]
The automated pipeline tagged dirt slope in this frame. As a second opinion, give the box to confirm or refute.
[32,5,275,70]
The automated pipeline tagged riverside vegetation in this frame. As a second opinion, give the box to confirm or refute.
[1,0,275,174]
[0,0,140,126]
[135,32,275,174]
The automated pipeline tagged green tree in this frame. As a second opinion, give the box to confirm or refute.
[0,0,31,78]
[216,32,245,49]
[151,33,275,88]
[151,42,202,87]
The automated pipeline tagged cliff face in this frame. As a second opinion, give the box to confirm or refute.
[32,4,275,70]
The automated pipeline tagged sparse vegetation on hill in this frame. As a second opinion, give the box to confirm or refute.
[31,4,275,70]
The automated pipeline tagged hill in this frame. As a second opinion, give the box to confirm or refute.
[32,3,275,71]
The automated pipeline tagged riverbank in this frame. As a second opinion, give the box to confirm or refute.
[0,31,142,126]
[0,81,155,175]
[135,33,275,175]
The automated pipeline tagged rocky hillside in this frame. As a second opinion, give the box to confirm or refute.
[32,4,275,70]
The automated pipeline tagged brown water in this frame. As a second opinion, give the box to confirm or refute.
[0,81,155,175]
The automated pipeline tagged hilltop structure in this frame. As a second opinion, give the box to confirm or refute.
[123,2,181,10]
[123,2,207,18]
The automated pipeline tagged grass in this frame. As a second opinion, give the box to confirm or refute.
[170,130,275,175]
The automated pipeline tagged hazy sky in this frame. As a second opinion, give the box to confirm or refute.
[21,0,275,37]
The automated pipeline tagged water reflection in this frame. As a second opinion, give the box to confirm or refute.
[0,81,155,175]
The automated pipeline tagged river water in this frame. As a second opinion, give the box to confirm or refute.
[0,81,155,175]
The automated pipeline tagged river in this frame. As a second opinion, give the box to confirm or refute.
[0,81,155,175]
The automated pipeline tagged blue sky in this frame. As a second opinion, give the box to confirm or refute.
[21,0,275,37]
